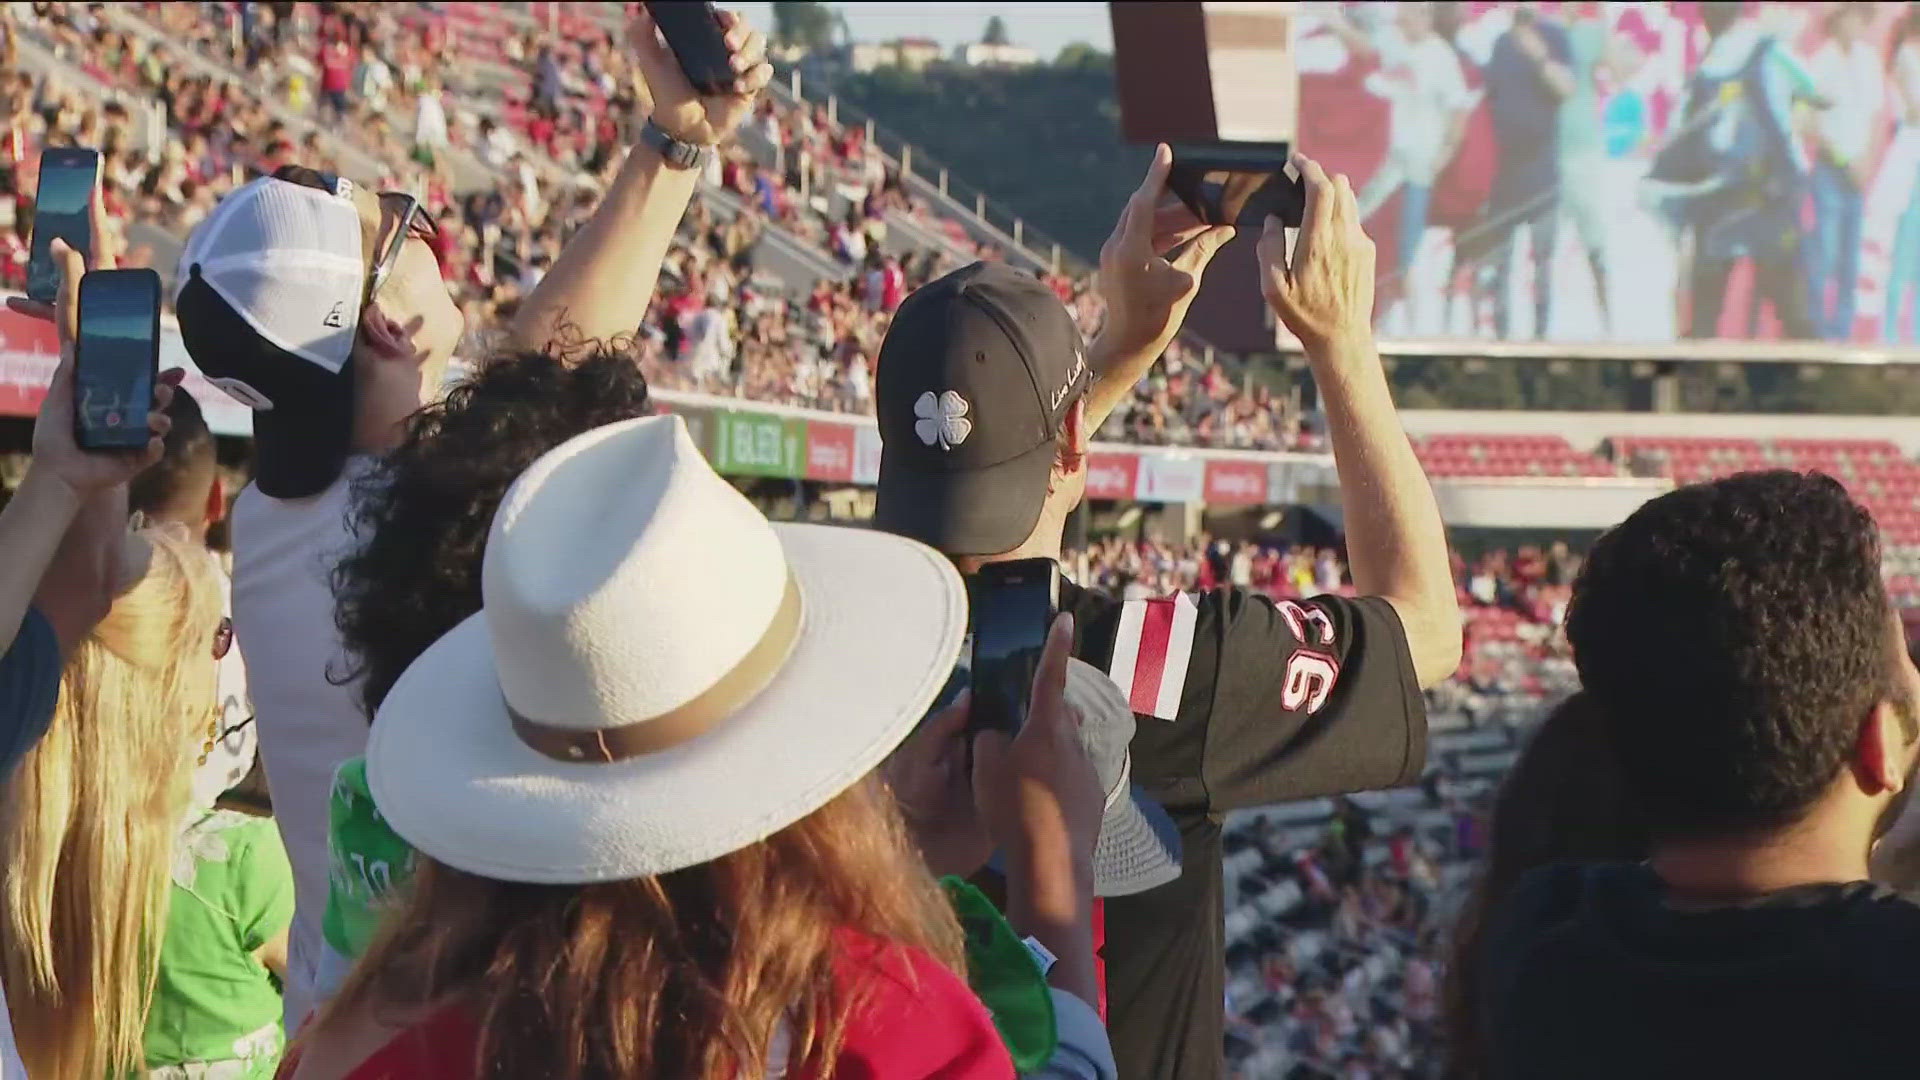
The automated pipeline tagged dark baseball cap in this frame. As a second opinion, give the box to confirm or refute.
[174,170,368,500]
[874,261,1090,557]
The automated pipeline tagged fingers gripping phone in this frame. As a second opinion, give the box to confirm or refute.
[1166,142,1305,230]
[644,1,736,96]
[969,558,1061,737]
[28,147,101,303]
[74,269,162,452]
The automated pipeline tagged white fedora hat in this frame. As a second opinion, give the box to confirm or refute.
[365,414,967,883]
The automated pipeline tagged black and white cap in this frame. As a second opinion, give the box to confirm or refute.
[174,173,366,499]
[873,261,1090,557]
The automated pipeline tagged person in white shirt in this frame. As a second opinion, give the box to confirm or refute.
[412,77,449,162]
[1358,1,1472,285]
[1885,7,1920,344]
[1807,3,1884,342]
[169,8,774,1033]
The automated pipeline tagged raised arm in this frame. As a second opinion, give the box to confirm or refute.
[3,239,174,654]
[506,8,771,355]
[1084,145,1236,432]
[1258,157,1461,687]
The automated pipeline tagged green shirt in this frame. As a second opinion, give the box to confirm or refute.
[143,810,294,1079]
[321,758,414,961]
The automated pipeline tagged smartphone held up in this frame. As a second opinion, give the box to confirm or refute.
[1166,142,1304,231]
[643,0,736,95]
[73,268,162,452]
[969,558,1062,739]
[27,147,100,303]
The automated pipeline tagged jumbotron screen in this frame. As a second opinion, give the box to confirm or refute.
[1119,2,1917,352]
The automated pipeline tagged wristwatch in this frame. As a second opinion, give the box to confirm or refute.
[639,117,712,171]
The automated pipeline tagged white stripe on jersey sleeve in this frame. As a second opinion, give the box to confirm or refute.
[1152,592,1200,720]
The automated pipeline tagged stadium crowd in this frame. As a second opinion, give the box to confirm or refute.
[10,5,1920,1080]
[3,0,1324,451]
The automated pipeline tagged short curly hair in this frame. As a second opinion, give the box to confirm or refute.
[332,347,656,720]
[1567,470,1905,840]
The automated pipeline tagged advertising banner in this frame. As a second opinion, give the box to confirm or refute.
[804,420,857,482]
[1203,458,1269,506]
[1296,2,1920,347]
[1085,450,1142,501]
[713,411,805,478]
[1137,453,1204,504]
[0,302,253,435]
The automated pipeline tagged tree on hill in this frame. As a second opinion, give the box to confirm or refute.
[771,1,836,53]
[982,15,1010,46]
[1054,42,1109,69]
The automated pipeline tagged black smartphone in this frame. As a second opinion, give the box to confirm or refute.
[969,558,1061,737]
[644,1,736,96]
[74,268,162,452]
[1166,142,1304,230]
[27,146,100,303]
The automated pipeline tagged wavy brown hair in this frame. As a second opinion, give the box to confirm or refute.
[315,774,966,1078]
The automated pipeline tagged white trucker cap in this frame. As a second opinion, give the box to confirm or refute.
[175,171,366,499]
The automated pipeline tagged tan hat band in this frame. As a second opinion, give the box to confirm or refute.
[509,573,804,764]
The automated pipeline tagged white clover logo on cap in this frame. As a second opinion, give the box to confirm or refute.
[914,390,972,451]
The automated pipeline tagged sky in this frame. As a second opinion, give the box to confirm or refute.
[728,2,1114,60]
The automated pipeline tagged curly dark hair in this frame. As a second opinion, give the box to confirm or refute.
[1566,470,1903,840]
[331,347,656,720]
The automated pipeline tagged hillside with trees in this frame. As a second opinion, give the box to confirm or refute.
[825,48,1143,258]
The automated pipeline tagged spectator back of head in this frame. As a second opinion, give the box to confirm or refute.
[129,387,217,537]
[871,261,1089,557]
[1567,471,1912,839]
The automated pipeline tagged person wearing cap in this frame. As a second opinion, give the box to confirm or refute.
[171,7,774,1032]
[301,347,1111,1077]
[872,152,1460,1079]
[279,414,1113,1078]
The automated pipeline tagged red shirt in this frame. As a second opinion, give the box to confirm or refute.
[278,931,1011,1079]
[880,263,904,312]
[320,43,353,93]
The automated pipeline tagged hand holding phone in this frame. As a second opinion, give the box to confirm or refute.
[969,558,1062,737]
[642,2,737,97]
[1166,142,1304,230]
[27,147,101,303]
[630,3,773,147]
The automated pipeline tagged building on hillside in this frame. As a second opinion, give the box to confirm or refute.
[848,37,944,73]
[954,42,1039,67]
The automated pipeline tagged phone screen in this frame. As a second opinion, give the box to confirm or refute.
[28,149,100,303]
[969,559,1060,737]
[75,270,160,451]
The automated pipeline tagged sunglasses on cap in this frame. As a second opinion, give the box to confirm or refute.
[366,190,438,307]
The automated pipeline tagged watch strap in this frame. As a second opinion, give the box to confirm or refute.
[639,118,709,171]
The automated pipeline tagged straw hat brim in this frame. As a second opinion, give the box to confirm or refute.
[366,522,966,884]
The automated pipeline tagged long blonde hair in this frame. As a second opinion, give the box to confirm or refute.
[0,528,223,1077]
[320,774,967,1079]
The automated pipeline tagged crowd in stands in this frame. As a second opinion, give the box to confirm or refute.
[16,7,1920,1080]
[4,1,1324,452]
